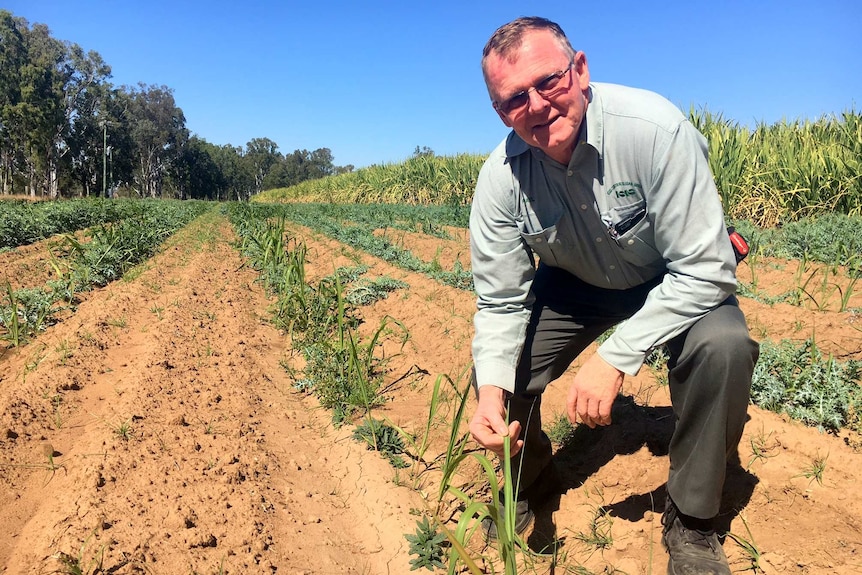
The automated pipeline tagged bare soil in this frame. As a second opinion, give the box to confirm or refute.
[1,210,860,574]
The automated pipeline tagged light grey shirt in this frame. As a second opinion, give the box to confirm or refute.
[470,82,738,393]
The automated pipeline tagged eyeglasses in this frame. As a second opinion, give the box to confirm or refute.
[493,60,574,116]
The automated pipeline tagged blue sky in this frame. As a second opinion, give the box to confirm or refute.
[6,0,860,169]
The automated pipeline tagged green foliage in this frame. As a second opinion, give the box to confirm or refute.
[60,201,209,288]
[51,529,105,575]
[726,514,763,573]
[751,338,862,432]
[257,153,484,207]
[0,285,58,343]
[225,202,409,426]
[798,452,829,485]
[0,198,140,250]
[301,338,387,424]
[346,276,408,306]
[405,517,447,571]
[248,202,473,291]
[645,345,670,369]
[691,107,862,227]
[573,507,614,550]
[0,200,209,348]
[545,412,578,447]
[732,213,862,269]
[352,417,409,469]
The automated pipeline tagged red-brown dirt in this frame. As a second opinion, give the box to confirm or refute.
[1,209,860,574]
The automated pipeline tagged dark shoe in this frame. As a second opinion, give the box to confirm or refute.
[482,463,561,541]
[482,498,534,541]
[661,499,730,575]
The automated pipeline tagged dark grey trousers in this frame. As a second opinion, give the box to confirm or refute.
[506,264,759,520]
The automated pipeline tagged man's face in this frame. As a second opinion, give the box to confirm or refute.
[484,30,590,164]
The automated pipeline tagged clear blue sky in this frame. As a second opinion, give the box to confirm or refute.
[6,0,860,169]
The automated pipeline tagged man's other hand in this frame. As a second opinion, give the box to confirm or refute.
[567,352,624,428]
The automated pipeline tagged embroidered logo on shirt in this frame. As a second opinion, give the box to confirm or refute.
[607,181,643,199]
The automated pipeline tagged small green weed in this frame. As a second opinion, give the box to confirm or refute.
[797,452,828,485]
[645,345,670,388]
[726,513,763,573]
[0,281,60,346]
[345,276,408,306]
[573,499,614,550]
[546,412,578,447]
[112,418,134,441]
[751,338,861,432]
[747,428,779,469]
[52,528,106,575]
[106,316,127,328]
[352,417,408,469]
[405,516,447,571]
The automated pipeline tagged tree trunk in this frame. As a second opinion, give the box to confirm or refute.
[49,163,59,199]
[0,154,9,195]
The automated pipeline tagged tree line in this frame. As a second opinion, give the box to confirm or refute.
[0,10,352,201]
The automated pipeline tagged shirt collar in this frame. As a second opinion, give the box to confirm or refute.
[584,84,604,159]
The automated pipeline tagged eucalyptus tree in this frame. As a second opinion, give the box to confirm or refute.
[0,10,26,194]
[212,144,254,201]
[245,137,281,195]
[3,18,67,197]
[0,11,111,197]
[171,136,225,200]
[124,83,188,198]
[272,147,337,188]
[58,45,112,196]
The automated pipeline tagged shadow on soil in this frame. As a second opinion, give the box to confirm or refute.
[527,394,758,552]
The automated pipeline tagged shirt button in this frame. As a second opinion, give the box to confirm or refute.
[609,265,616,270]
[567,170,573,176]
[595,237,603,243]
[627,239,635,245]
[535,237,543,243]
[580,204,588,210]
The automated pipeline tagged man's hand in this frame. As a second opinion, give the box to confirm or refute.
[567,352,624,428]
[469,385,523,458]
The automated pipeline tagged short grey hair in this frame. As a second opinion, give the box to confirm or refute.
[481,16,576,82]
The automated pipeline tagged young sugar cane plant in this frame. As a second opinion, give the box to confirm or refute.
[0,281,59,347]
[412,391,527,575]
[0,281,21,347]
[444,431,521,575]
[228,202,410,423]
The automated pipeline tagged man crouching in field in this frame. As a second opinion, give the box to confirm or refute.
[467,16,759,575]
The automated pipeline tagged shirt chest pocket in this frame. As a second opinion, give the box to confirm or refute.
[603,201,662,266]
[516,207,570,267]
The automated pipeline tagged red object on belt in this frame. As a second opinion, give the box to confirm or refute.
[727,227,750,263]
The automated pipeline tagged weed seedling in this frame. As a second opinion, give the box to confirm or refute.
[405,516,447,571]
[0,442,66,485]
[747,427,779,469]
[573,493,614,550]
[55,339,74,365]
[546,412,578,447]
[52,528,106,575]
[352,417,408,469]
[51,394,65,429]
[726,513,763,572]
[112,419,134,441]
[797,452,828,485]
